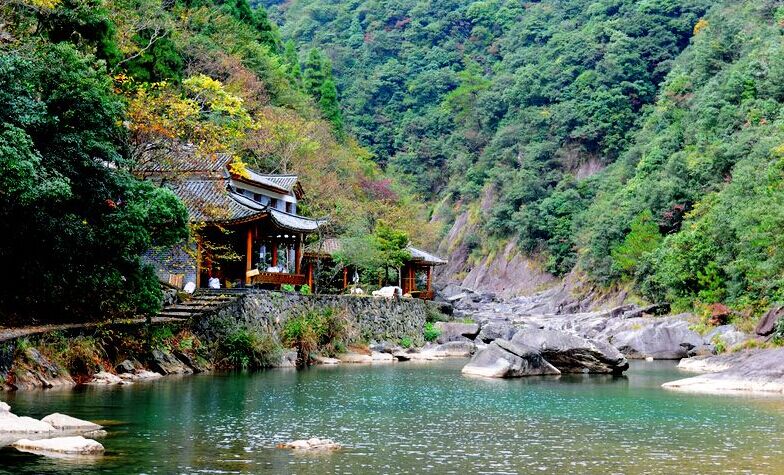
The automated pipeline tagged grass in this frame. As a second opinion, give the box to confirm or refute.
[218,327,282,369]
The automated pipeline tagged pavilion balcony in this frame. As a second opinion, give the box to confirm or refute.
[247,270,306,287]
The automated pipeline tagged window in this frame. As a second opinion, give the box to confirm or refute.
[254,193,262,202]
[270,198,278,209]
[285,202,292,213]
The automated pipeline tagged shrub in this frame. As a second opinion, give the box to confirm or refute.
[281,284,296,293]
[399,337,413,349]
[299,284,312,295]
[423,322,440,342]
[280,308,349,366]
[218,328,282,369]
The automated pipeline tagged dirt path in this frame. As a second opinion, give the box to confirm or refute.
[0,317,186,343]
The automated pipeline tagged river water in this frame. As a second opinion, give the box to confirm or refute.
[1,360,783,474]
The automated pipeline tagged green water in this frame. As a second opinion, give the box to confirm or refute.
[1,360,783,474]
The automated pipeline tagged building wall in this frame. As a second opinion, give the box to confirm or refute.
[143,242,197,289]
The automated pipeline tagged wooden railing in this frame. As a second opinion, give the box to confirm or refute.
[249,272,306,286]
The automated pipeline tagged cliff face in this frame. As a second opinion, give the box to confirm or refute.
[434,210,555,299]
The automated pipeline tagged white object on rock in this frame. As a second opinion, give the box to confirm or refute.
[371,286,402,298]
[208,277,220,289]
[13,436,104,456]
[0,402,10,415]
[41,413,102,431]
[278,437,341,451]
[350,287,364,295]
[183,281,196,294]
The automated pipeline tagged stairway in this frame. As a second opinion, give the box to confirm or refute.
[157,289,246,320]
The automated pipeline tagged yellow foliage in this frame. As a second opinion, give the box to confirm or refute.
[693,18,709,36]
[24,0,60,9]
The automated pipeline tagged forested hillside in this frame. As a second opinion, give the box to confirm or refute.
[272,0,784,313]
[0,0,433,323]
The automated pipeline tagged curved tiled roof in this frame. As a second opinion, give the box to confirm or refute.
[407,246,447,265]
[170,179,259,223]
[243,168,299,193]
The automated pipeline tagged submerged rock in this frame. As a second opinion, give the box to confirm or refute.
[512,329,628,374]
[663,348,784,394]
[278,437,341,451]
[370,351,395,362]
[314,356,340,365]
[462,340,560,378]
[13,436,104,456]
[41,413,102,431]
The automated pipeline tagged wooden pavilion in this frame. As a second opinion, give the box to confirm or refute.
[304,238,447,300]
[140,150,326,290]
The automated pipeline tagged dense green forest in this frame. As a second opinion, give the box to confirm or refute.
[0,0,433,323]
[272,0,784,313]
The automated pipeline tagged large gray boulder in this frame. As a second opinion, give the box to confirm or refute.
[512,329,629,374]
[663,348,784,394]
[462,340,560,378]
[476,321,519,343]
[755,305,784,337]
[434,322,480,344]
[608,316,707,359]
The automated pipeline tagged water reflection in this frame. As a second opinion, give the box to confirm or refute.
[2,360,784,474]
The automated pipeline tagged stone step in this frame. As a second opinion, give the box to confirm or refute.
[157,311,197,318]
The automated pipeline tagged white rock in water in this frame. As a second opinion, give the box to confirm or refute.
[370,351,395,362]
[336,352,373,364]
[0,414,55,433]
[13,436,104,455]
[314,356,340,365]
[278,437,341,451]
[119,370,163,381]
[88,371,127,385]
[0,402,10,414]
[41,413,102,431]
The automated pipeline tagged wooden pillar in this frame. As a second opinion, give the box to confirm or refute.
[409,265,415,292]
[295,236,302,275]
[245,227,253,285]
[271,241,278,268]
[306,262,313,288]
[427,265,432,292]
[196,239,202,289]
[343,267,348,290]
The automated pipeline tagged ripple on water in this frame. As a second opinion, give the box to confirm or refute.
[3,360,784,474]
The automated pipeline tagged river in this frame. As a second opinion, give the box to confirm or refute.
[2,360,783,474]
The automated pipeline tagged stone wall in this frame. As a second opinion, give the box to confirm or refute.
[194,291,441,346]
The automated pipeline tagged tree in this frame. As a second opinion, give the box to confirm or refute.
[319,78,344,135]
[302,48,327,100]
[0,44,188,323]
[611,210,663,278]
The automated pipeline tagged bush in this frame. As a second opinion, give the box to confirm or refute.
[399,336,413,349]
[281,308,349,366]
[423,322,440,342]
[218,328,282,370]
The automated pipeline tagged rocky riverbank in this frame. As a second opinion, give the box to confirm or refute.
[662,349,784,395]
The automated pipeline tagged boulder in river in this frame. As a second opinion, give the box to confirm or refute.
[41,413,102,431]
[512,328,629,374]
[88,371,127,385]
[663,348,784,394]
[462,340,561,378]
[13,436,104,456]
[0,404,55,433]
[148,349,193,375]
